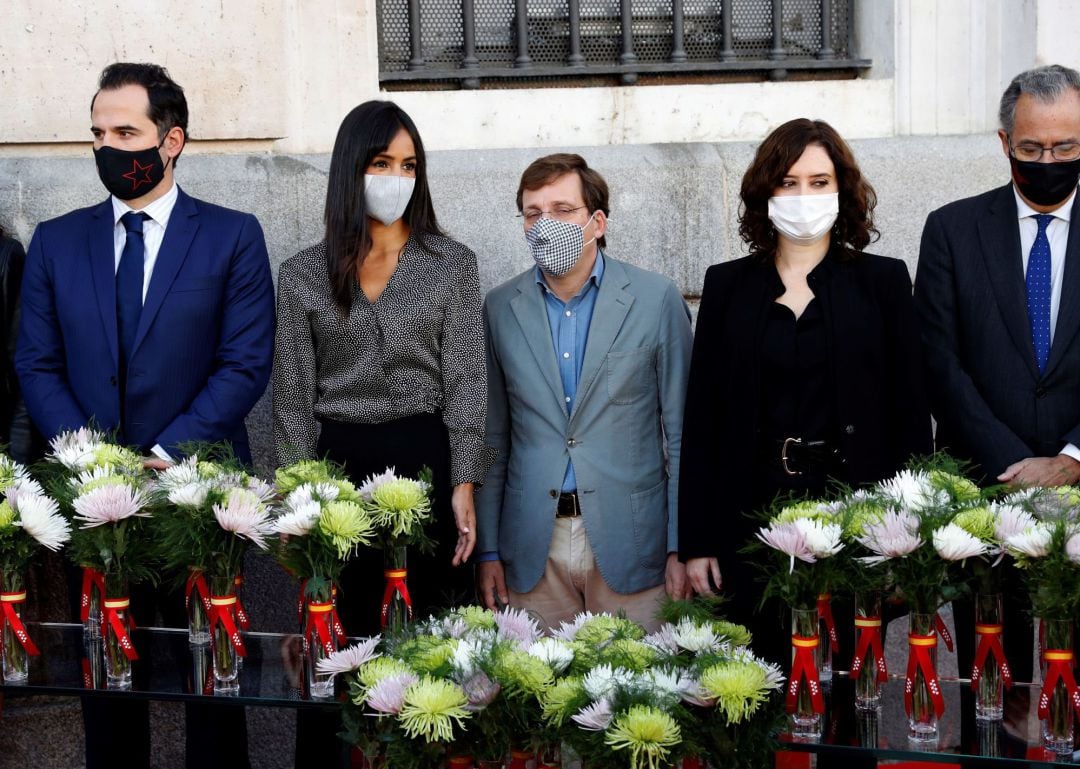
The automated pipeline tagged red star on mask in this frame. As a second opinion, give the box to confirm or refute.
[122,158,156,191]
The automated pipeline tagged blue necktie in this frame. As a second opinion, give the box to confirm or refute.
[116,211,147,365]
[1026,213,1054,375]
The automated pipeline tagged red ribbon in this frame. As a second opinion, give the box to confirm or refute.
[850,615,887,682]
[304,600,336,656]
[298,581,346,642]
[209,595,247,657]
[904,633,945,719]
[103,597,138,661]
[380,568,413,629]
[1038,650,1080,721]
[785,634,825,714]
[80,567,105,624]
[971,623,1013,691]
[935,612,954,652]
[1,592,40,656]
[184,572,212,614]
[817,593,839,654]
[232,575,250,630]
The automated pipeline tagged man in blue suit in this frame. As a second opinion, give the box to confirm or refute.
[476,154,692,631]
[15,62,272,769]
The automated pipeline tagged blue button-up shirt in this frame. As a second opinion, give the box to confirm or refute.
[536,251,605,492]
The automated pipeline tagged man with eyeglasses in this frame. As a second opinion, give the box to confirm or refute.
[915,64,1080,683]
[475,153,693,630]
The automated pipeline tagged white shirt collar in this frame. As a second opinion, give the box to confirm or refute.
[1013,184,1075,223]
[110,181,180,229]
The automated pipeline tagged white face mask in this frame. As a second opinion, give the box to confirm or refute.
[767,192,839,245]
[364,174,416,226]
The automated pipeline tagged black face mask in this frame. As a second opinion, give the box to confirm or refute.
[1010,154,1080,207]
[94,142,170,200]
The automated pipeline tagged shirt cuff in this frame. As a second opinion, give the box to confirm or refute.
[476,551,501,562]
[151,444,174,463]
[450,438,498,487]
[1060,444,1080,463]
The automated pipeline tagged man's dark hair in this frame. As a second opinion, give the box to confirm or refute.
[91,63,189,166]
[517,154,610,248]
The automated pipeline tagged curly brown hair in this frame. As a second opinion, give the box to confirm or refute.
[738,118,878,261]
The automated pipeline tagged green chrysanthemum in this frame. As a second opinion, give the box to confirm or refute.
[602,639,657,672]
[775,500,828,524]
[541,676,585,724]
[397,636,457,674]
[369,478,431,537]
[575,614,644,646]
[78,473,132,494]
[398,676,470,742]
[0,456,25,494]
[930,470,981,503]
[0,500,15,531]
[276,459,338,494]
[1050,486,1080,508]
[492,646,553,695]
[952,506,997,542]
[604,704,681,769]
[330,479,362,503]
[839,498,888,538]
[318,500,374,558]
[711,620,753,648]
[699,660,773,724]
[92,444,143,474]
[357,656,415,690]
[454,605,498,631]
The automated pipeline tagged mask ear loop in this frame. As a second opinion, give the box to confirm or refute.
[582,210,599,249]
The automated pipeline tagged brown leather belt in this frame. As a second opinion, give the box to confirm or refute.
[556,492,581,518]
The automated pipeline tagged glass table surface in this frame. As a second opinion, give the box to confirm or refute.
[781,673,1080,766]
[0,622,341,710]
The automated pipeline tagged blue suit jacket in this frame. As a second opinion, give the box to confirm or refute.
[15,187,274,462]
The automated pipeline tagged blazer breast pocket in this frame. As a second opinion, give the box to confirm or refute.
[605,347,654,404]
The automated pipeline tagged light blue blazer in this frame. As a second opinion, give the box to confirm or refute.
[476,256,693,594]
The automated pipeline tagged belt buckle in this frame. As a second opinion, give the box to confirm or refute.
[781,437,803,477]
[557,492,580,518]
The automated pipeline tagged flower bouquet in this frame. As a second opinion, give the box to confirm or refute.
[0,453,71,681]
[272,459,374,697]
[1001,486,1080,753]
[44,429,159,688]
[156,455,275,692]
[359,467,435,633]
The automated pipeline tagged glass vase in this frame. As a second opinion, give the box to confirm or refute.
[210,575,242,695]
[537,744,560,769]
[789,605,824,740]
[906,612,941,743]
[187,569,211,645]
[852,590,885,709]
[507,750,533,769]
[855,706,879,748]
[304,596,339,699]
[817,592,835,682]
[103,577,135,690]
[1,571,31,683]
[1040,618,1075,754]
[382,545,412,633]
[81,567,103,640]
[973,592,1006,721]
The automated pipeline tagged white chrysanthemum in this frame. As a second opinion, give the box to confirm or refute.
[73,465,123,492]
[583,664,634,700]
[439,617,469,639]
[642,623,680,654]
[527,637,574,673]
[1066,534,1080,564]
[271,507,320,536]
[932,522,989,561]
[878,469,943,511]
[13,492,71,551]
[7,477,45,499]
[792,517,844,559]
[993,503,1037,542]
[679,676,714,707]
[213,489,272,549]
[315,637,381,677]
[645,667,684,699]
[0,454,32,493]
[358,467,398,502]
[1005,523,1053,558]
[728,648,786,690]
[73,484,149,527]
[156,456,201,490]
[450,637,485,679]
[49,428,106,471]
[671,618,721,654]
[553,611,597,641]
[169,481,211,508]
[571,699,613,731]
[245,477,276,504]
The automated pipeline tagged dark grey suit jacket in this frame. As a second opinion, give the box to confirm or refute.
[914,183,1080,479]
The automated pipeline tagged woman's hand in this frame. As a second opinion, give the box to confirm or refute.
[451,482,477,566]
[685,557,722,596]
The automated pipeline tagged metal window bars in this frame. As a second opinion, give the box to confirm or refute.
[377,0,869,88]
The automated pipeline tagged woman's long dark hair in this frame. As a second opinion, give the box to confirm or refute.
[325,100,444,312]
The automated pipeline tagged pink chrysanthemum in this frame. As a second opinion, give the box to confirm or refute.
[495,606,541,647]
[571,699,614,731]
[213,490,272,550]
[365,671,418,714]
[756,521,816,573]
[73,484,149,527]
[462,671,501,711]
[856,510,922,564]
[316,637,381,677]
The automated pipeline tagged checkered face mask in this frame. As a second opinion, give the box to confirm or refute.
[525,211,597,277]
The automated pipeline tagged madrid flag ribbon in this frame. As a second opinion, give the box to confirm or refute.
[971,623,1013,691]
[80,567,106,624]
[103,597,138,661]
[381,568,413,629]
[786,634,825,714]
[905,633,944,719]
[817,593,839,654]
[1038,650,1080,721]
[850,615,887,682]
[1,591,40,656]
[209,595,247,656]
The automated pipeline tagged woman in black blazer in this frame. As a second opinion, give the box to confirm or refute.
[678,119,932,661]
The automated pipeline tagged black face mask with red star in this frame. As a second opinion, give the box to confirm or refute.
[94,140,170,201]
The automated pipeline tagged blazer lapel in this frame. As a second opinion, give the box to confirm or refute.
[89,199,120,368]
[509,273,569,417]
[131,189,199,357]
[1045,191,1080,376]
[573,258,634,411]
[977,185,1039,379]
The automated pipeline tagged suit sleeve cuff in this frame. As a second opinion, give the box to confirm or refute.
[150,444,175,463]
[476,551,501,562]
[1060,444,1080,463]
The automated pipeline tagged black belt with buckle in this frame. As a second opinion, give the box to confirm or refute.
[556,492,581,518]
[778,438,843,477]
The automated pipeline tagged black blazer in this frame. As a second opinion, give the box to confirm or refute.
[914,183,1080,480]
[1,235,26,449]
[679,249,932,561]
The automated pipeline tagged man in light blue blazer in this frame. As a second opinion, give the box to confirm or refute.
[475,154,692,631]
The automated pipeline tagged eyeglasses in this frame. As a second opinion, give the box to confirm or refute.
[1009,140,1080,163]
[516,205,588,227]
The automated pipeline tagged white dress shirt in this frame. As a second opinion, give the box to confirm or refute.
[109,181,179,461]
[1013,184,1079,462]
